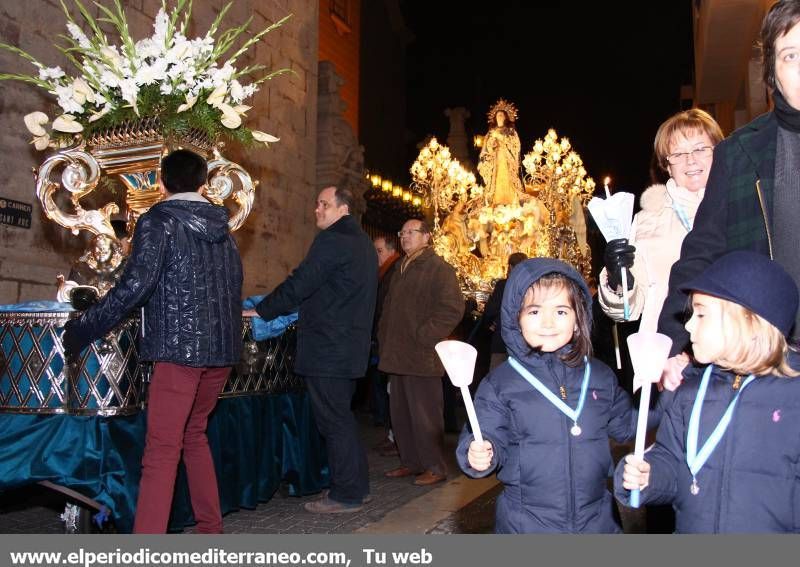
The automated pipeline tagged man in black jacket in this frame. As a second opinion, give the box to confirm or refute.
[63,149,243,533]
[248,186,377,513]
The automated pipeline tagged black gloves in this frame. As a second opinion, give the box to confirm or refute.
[62,318,91,359]
[69,286,99,311]
[604,238,635,292]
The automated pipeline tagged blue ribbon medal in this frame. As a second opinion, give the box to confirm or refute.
[508,356,591,436]
[686,365,754,495]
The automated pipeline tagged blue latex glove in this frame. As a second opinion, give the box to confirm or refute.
[243,295,298,340]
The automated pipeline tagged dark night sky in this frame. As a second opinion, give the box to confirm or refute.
[400,1,694,196]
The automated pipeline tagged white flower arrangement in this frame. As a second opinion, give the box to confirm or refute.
[0,0,289,150]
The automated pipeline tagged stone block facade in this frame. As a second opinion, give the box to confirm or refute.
[0,0,319,303]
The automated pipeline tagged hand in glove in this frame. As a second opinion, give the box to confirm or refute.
[604,238,636,292]
[62,318,91,359]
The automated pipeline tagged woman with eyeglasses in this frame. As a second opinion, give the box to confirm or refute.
[598,109,724,337]
[658,1,800,391]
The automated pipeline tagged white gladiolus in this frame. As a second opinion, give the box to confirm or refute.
[99,70,121,89]
[152,9,169,46]
[229,80,244,103]
[52,114,83,133]
[3,4,289,148]
[66,22,91,49]
[38,66,65,81]
[168,41,191,63]
[134,60,168,86]
[118,79,139,114]
[55,85,84,114]
[24,112,49,137]
[134,38,162,60]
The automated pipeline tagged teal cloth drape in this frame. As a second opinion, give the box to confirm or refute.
[0,392,328,533]
[0,413,144,533]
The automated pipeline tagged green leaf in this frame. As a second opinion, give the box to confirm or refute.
[70,0,109,47]
[0,72,52,89]
[207,2,233,39]
[0,42,43,66]
[180,0,194,35]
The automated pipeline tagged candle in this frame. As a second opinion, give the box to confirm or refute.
[603,176,611,199]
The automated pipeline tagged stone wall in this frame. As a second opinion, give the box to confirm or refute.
[0,0,319,303]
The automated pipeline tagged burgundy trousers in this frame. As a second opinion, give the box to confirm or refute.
[132,362,230,534]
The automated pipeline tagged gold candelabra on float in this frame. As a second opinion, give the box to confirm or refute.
[522,128,595,280]
[410,138,478,228]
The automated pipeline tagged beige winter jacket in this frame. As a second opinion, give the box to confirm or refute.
[598,179,704,332]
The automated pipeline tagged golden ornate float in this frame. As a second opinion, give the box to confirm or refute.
[411,100,595,301]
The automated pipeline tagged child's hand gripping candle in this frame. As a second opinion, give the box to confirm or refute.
[617,251,800,533]
[436,340,482,443]
[625,331,672,508]
[458,258,646,533]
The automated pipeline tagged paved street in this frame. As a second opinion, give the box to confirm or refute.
[0,410,499,535]
[0,407,670,534]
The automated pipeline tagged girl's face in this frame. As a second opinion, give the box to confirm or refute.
[685,292,727,364]
[519,284,576,352]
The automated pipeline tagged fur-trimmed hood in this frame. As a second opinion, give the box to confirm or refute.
[500,258,592,364]
[639,179,704,214]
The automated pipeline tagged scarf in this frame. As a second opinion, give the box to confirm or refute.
[773,89,800,133]
[378,253,400,280]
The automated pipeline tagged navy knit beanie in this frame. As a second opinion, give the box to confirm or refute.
[679,251,799,336]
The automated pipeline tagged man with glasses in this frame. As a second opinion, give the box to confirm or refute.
[377,219,464,486]
[246,185,377,513]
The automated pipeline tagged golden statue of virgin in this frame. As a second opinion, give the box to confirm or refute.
[478,99,524,207]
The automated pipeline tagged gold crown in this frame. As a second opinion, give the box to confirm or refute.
[487,99,519,123]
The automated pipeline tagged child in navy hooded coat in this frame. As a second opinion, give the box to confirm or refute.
[457,258,652,533]
[617,251,800,532]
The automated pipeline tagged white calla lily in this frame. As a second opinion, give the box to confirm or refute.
[176,95,197,113]
[218,103,241,129]
[31,134,51,151]
[24,112,49,137]
[52,114,84,133]
[233,104,251,115]
[206,84,227,108]
[71,78,95,104]
[88,105,112,122]
[100,46,123,71]
[251,130,280,144]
